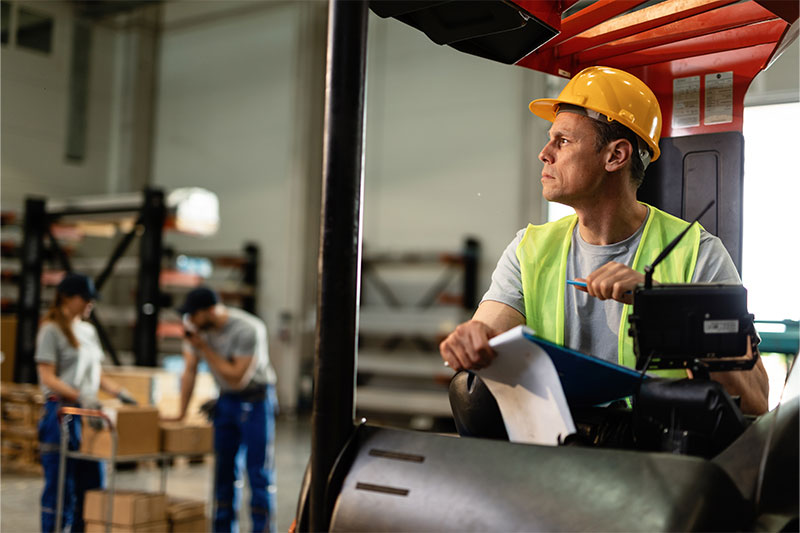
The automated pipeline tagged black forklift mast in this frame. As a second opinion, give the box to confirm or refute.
[309,1,369,531]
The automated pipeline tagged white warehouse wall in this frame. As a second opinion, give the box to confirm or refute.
[364,15,548,294]
[1,0,118,207]
[151,1,309,410]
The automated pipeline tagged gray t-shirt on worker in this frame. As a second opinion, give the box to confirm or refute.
[482,207,741,364]
[35,321,105,400]
[186,307,276,392]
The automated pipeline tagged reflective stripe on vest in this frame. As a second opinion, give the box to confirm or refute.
[516,203,700,377]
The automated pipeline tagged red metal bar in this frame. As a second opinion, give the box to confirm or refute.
[557,0,737,58]
[545,0,647,48]
[576,2,777,65]
[602,19,786,70]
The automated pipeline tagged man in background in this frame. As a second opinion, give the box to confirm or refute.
[174,287,277,533]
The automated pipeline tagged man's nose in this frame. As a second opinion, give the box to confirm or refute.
[539,141,553,164]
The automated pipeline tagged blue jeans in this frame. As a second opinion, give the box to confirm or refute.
[39,400,104,532]
[214,387,276,533]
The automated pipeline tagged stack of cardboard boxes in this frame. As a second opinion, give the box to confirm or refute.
[79,404,214,458]
[84,491,168,532]
[80,405,213,532]
[165,498,208,533]
[84,492,208,532]
[0,382,44,473]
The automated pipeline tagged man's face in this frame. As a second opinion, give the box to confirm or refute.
[538,112,607,206]
[189,308,215,331]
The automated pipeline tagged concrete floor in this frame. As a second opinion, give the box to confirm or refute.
[0,415,311,533]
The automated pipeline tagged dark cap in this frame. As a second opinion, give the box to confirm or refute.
[177,287,219,315]
[57,273,97,301]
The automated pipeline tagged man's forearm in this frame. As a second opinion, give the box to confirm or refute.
[198,346,249,388]
[711,358,769,415]
[178,370,197,419]
[99,376,122,397]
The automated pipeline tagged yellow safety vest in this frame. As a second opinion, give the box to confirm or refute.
[516,203,700,376]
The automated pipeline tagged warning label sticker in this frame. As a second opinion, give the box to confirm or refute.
[673,76,700,129]
[705,71,733,125]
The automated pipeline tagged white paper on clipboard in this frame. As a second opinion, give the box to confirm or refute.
[476,325,576,446]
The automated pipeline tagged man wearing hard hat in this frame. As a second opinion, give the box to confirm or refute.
[439,66,768,415]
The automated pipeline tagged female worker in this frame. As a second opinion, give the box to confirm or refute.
[36,273,136,532]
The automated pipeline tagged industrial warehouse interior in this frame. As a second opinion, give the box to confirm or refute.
[1,1,798,532]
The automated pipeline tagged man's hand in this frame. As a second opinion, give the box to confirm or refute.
[185,330,206,351]
[439,320,499,372]
[580,261,644,305]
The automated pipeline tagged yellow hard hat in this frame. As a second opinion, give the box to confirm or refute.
[529,66,663,162]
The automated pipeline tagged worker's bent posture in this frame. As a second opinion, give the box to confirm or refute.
[439,66,768,416]
[175,287,277,533]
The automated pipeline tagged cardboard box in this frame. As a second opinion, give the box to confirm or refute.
[1,426,39,464]
[1,317,17,383]
[99,367,159,405]
[171,516,207,533]
[160,423,213,455]
[85,520,169,532]
[156,372,217,426]
[84,490,167,526]
[1,382,44,430]
[80,406,160,458]
[167,497,206,532]
[166,497,205,521]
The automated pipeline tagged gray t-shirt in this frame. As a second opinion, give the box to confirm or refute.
[35,320,105,400]
[482,208,741,363]
[186,307,276,392]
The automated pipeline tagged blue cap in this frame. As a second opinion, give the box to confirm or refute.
[177,287,218,315]
[57,273,97,301]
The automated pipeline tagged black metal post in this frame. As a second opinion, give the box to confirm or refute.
[242,242,259,315]
[94,217,142,290]
[309,1,368,531]
[14,198,47,384]
[133,188,165,367]
[462,237,481,310]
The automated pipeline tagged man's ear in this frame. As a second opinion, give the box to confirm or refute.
[604,139,633,172]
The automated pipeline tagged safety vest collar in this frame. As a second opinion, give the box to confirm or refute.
[516,203,701,374]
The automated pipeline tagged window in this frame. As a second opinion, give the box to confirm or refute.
[742,101,799,409]
[741,102,800,322]
[16,6,53,53]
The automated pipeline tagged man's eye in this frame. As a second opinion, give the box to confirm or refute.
[559,138,569,145]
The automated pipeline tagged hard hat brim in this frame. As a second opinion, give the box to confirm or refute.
[528,98,560,123]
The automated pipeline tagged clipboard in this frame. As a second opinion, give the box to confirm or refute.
[516,326,648,406]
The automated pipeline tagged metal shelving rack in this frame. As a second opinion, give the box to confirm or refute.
[356,238,480,423]
[14,189,166,383]
[11,189,262,381]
